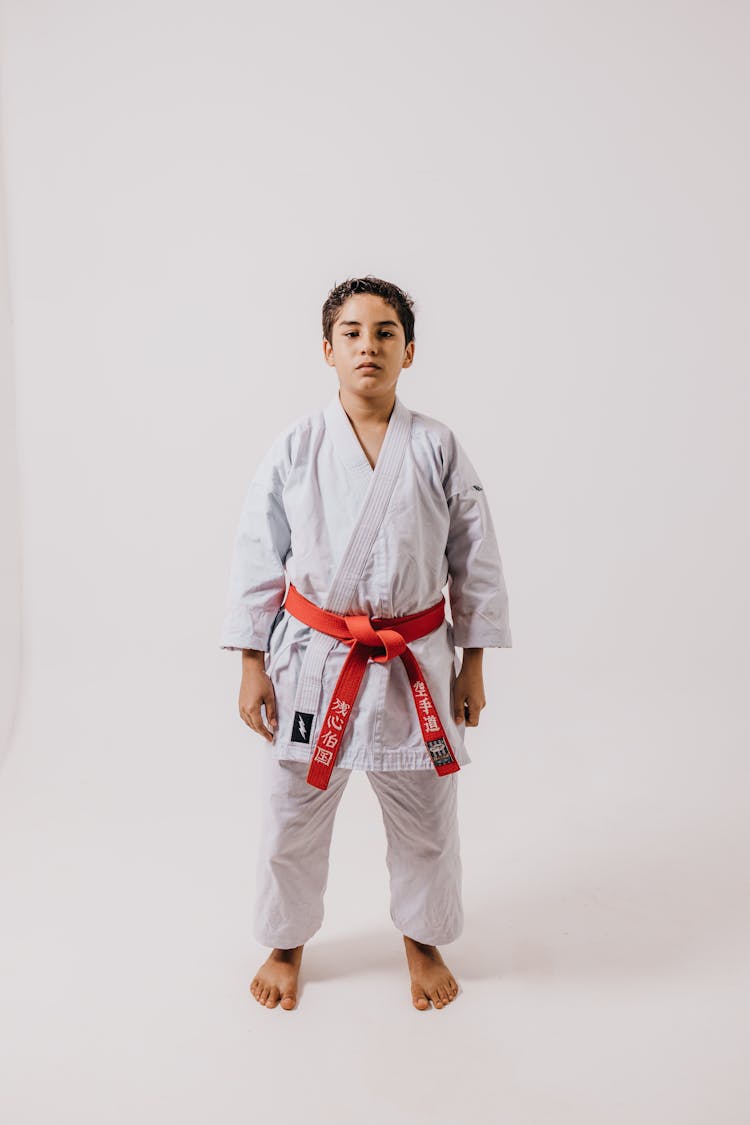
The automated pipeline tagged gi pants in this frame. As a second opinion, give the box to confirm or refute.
[253,752,464,948]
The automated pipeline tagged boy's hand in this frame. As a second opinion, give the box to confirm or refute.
[239,653,278,742]
[453,648,486,727]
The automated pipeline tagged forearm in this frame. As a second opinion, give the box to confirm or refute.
[242,649,266,674]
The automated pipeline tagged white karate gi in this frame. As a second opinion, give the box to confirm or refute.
[253,756,463,948]
[220,388,511,946]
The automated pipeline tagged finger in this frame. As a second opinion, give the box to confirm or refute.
[239,704,261,731]
[264,687,278,730]
[466,699,480,727]
[260,707,276,740]
[453,689,466,724]
[250,707,273,742]
[470,691,487,723]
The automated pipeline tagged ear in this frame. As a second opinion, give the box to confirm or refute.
[322,337,336,367]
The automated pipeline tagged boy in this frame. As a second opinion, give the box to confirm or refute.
[220,276,511,1012]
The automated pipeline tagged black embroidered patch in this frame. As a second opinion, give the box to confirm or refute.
[291,711,314,744]
[425,737,452,766]
[472,483,483,491]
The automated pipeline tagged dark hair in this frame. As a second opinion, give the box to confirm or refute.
[322,275,416,347]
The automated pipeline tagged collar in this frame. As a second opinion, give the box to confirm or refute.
[323,388,410,473]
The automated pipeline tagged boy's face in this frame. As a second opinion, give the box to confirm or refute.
[323,294,414,403]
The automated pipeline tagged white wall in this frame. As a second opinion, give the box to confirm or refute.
[0,2,748,1123]
[0,125,22,767]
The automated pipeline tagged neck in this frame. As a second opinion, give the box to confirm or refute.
[338,386,396,427]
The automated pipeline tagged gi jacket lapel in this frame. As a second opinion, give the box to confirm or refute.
[324,389,409,478]
[286,389,413,749]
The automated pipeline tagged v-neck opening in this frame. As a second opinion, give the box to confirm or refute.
[345,397,394,474]
[326,390,400,475]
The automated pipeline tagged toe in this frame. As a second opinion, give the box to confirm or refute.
[259,986,270,1005]
[412,990,430,1011]
[430,991,444,1009]
[266,987,281,1008]
[280,993,296,1010]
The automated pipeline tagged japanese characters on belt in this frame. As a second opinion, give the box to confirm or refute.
[220,389,512,778]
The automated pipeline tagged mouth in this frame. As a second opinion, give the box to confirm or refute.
[357,364,381,372]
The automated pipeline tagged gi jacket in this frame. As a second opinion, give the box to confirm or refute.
[220,389,512,770]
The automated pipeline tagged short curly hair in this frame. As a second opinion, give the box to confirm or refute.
[322,275,416,347]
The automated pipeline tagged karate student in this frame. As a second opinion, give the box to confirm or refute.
[220,276,511,1011]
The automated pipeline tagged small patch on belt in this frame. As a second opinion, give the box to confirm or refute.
[425,737,452,766]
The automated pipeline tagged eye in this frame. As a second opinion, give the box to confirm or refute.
[343,330,394,338]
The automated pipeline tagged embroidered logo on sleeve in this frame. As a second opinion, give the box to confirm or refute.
[291,711,314,744]
[472,483,483,491]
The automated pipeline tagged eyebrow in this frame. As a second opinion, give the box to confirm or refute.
[338,319,399,328]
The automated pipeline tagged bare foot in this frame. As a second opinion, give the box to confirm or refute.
[250,945,303,1010]
[403,935,459,1010]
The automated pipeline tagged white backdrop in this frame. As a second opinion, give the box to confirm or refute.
[1,2,748,1123]
[0,137,21,767]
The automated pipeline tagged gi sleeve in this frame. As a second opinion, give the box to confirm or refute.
[442,430,512,649]
[219,430,293,652]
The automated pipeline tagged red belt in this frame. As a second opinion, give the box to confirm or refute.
[282,583,461,790]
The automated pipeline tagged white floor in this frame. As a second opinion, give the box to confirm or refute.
[1,680,748,1125]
